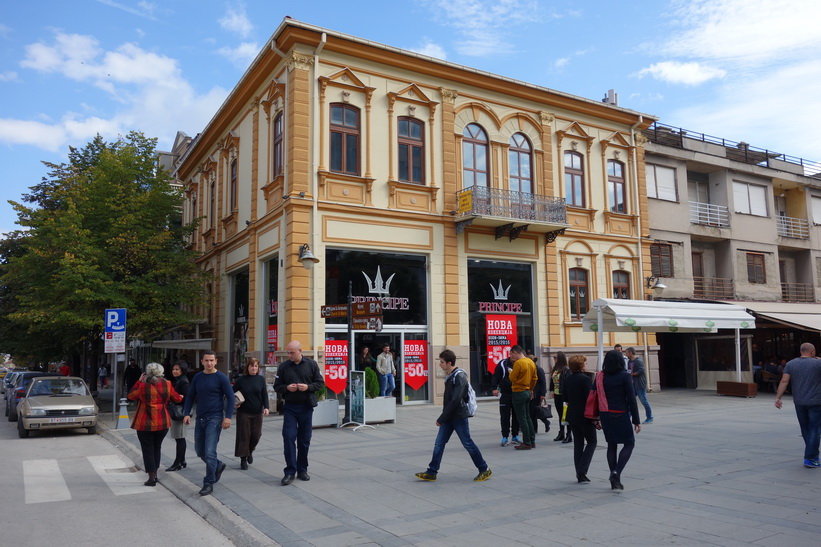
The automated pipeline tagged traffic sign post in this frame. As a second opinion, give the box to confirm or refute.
[104,308,127,424]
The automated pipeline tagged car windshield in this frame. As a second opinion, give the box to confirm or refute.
[29,378,90,396]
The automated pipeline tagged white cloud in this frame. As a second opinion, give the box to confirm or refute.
[94,0,158,20]
[638,61,726,85]
[0,23,11,38]
[219,4,253,39]
[554,57,569,69]
[410,39,447,60]
[0,71,18,82]
[216,42,259,69]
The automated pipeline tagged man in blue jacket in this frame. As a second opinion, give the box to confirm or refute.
[415,349,491,482]
[183,350,234,496]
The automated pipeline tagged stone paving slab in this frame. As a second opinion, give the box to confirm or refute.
[101,388,820,545]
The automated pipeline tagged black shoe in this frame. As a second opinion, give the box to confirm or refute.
[214,462,226,482]
[553,432,564,441]
[562,435,573,444]
[609,471,623,490]
[297,471,311,481]
[240,458,248,470]
[247,453,253,465]
[144,478,157,487]
[199,484,213,496]
[281,474,295,486]
[166,461,186,472]
[577,474,590,483]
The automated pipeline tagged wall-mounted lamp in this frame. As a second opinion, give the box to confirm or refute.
[645,276,667,299]
[298,243,320,269]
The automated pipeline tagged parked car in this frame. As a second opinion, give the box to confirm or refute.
[2,370,25,397]
[17,376,98,437]
[6,372,49,420]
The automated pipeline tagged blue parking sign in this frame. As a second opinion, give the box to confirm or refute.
[105,308,127,332]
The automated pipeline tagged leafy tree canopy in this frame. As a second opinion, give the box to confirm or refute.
[0,132,207,362]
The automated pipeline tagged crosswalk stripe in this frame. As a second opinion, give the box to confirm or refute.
[24,459,71,504]
[88,454,155,496]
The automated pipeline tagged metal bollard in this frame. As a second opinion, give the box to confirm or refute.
[115,397,131,429]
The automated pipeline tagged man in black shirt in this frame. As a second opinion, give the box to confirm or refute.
[491,355,520,446]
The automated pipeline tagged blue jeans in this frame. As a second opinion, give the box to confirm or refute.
[636,387,653,420]
[282,403,314,475]
[194,415,224,485]
[794,404,821,460]
[380,373,395,397]
[425,417,487,475]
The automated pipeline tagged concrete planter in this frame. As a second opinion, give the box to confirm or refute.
[364,396,396,424]
[312,399,340,428]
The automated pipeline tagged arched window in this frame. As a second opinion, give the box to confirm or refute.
[569,268,589,320]
[509,133,532,194]
[398,117,424,183]
[613,270,631,299]
[330,103,360,175]
[564,151,585,207]
[229,158,238,211]
[273,112,283,177]
[462,123,489,188]
[608,160,626,213]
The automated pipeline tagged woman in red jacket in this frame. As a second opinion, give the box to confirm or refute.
[128,362,182,486]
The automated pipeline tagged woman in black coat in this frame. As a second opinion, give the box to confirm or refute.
[597,350,641,490]
[166,361,190,471]
[234,357,270,470]
[563,354,597,483]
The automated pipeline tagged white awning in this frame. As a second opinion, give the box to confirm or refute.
[717,300,821,333]
[582,298,756,333]
[151,338,214,351]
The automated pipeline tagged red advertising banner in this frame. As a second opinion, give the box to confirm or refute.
[324,340,349,394]
[486,314,517,374]
[266,324,278,366]
[403,341,429,391]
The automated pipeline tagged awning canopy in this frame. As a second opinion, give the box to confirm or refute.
[717,300,821,333]
[582,298,756,334]
[151,338,214,351]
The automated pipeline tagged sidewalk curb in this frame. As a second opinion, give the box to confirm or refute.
[101,424,277,547]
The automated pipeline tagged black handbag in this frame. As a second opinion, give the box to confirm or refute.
[169,402,185,421]
[536,402,553,420]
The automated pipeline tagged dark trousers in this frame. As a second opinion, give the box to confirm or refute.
[282,403,313,475]
[512,391,535,445]
[235,411,264,458]
[136,429,168,473]
[569,421,597,477]
[498,395,520,437]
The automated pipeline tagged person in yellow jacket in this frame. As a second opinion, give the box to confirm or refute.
[508,345,538,449]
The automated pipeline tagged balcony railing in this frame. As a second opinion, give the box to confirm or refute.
[781,282,815,303]
[776,216,809,239]
[456,185,567,224]
[693,277,734,299]
[689,201,729,227]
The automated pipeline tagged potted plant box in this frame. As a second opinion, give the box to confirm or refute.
[312,398,340,428]
[364,396,396,424]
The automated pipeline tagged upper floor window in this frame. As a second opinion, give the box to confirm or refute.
[612,270,631,299]
[508,133,532,194]
[209,177,216,228]
[330,104,360,175]
[812,196,821,225]
[608,160,626,213]
[229,159,238,212]
[646,164,678,201]
[747,253,766,284]
[273,112,283,178]
[733,181,768,216]
[564,151,585,207]
[568,268,589,320]
[462,123,488,188]
[650,243,673,277]
[398,117,424,184]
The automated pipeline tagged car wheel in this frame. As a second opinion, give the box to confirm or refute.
[17,419,29,438]
[9,406,17,422]
[87,424,97,435]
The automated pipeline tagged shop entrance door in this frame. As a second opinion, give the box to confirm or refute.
[353,331,429,404]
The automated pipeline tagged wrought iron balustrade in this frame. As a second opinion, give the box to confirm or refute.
[456,185,567,224]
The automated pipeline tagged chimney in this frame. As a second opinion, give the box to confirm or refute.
[602,89,619,106]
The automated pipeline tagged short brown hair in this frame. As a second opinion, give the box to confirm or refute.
[439,349,456,366]
[568,354,587,373]
[244,357,260,375]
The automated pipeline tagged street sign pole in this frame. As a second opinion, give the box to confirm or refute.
[343,281,353,423]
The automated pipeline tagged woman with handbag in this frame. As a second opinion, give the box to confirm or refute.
[233,357,270,470]
[550,352,571,443]
[166,361,190,471]
[563,354,598,483]
[597,350,641,490]
[128,362,183,486]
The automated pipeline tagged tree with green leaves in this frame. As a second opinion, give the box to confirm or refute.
[0,132,208,365]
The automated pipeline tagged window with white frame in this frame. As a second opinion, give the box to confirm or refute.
[646,164,677,201]
[812,196,821,225]
[733,181,768,216]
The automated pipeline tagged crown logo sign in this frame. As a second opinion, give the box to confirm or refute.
[237,304,245,318]
[363,266,395,295]
[490,280,511,300]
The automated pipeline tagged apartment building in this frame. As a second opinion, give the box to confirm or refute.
[170,19,657,404]
[643,122,821,389]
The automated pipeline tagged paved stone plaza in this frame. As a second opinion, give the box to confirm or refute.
[103,388,820,546]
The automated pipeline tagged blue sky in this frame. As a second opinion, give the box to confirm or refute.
[2,0,820,236]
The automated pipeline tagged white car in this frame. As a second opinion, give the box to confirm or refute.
[17,376,98,438]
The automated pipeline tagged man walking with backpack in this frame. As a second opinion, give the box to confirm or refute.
[415,349,491,482]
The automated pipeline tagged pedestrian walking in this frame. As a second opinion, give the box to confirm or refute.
[563,354,597,483]
[550,352,572,443]
[183,350,235,496]
[626,347,653,424]
[376,344,396,397]
[491,352,521,446]
[166,361,190,472]
[234,357,270,470]
[775,342,821,468]
[97,365,108,388]
[415,349,492,482]
[273,340,325,485]
[509,345,537,450]
[127,363,182,486]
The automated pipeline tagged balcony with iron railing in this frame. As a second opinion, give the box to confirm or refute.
[455,185,568,238]
[689,201,729,227]
[781,282,815,303]
[776,216,809,239]
[693,277,735,299]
